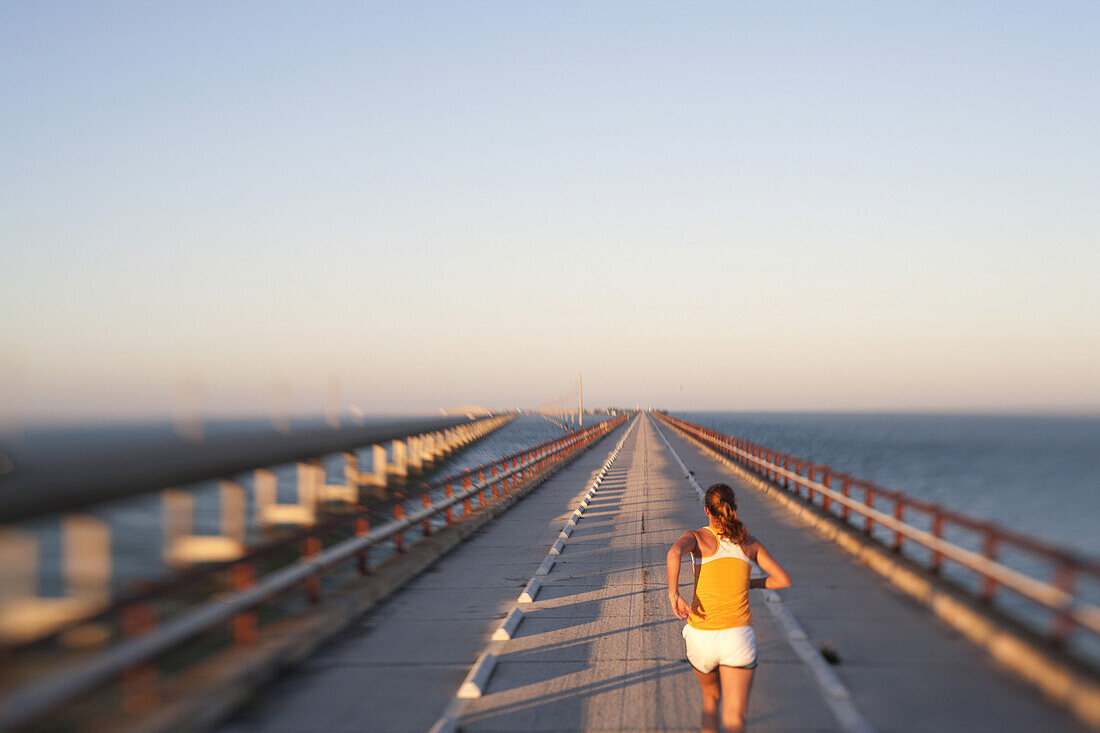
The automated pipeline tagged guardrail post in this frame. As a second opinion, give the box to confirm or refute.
[303,535,322,604]
[477,470,486,507]
[230,563,257,644]
[459,478,471,521]
[393,504,405,552]
[355,514,370,574]
[893,500,905,551]
[121,602,159,713]
[840,476,851,521]
[822,467,832,513]
[783,456,791,489]
[1052,562,1077,643]
[865,487,876,534]
[806,463,816,503]
[422,493,433,536]
[980,532,1000,602]
[930,508,944,572]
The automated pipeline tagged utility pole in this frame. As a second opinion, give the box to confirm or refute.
[578,372,583,428]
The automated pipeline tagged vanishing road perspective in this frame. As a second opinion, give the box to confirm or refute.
[7,3,1100,732]
[0,412,1096,732]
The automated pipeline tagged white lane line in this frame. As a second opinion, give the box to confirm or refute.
[649,414,877,733]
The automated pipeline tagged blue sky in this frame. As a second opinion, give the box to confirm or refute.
[2,2,1098,422]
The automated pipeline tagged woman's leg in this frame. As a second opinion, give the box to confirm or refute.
[717,665,754,733]
[692,667,721,733]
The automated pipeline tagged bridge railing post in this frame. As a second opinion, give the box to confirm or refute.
[980,532,1000,602]
[893,499,905,551]
[841,476,851,521]
[865,486,876,534]
[1052,561,1077,643]
[354,514,370,574]
[231,562,257,644]
[121,601,159,714]
[822,467,832,513]
[419,493,431,536]
[302,535,322,603]
[393,504,405,553]
[930,508,944,573]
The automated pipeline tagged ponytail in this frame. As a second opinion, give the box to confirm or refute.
[705,483,748,544]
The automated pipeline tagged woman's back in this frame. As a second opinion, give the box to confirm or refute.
[689,526,753,629]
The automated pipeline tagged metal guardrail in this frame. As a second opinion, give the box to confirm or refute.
[0,416,486,523]
[0,414,627,731]
[653,413,1100,648]
[0,415,513,651]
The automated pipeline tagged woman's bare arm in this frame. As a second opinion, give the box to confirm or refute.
[666,530,697,619]
[747,540,791,589]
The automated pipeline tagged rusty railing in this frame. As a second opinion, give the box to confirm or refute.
[653,413,1100,651]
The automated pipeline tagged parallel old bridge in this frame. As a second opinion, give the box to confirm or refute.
[0,412,1097,731]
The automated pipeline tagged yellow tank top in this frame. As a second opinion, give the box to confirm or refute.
[688,526,753,630]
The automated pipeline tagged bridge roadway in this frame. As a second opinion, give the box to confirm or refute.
[221,415,1087,732]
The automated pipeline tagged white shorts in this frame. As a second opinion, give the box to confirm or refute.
[682,624,757,672]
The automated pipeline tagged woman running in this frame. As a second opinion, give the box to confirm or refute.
[667,483,791,733]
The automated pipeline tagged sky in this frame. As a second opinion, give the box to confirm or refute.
[2,1,1099,423]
